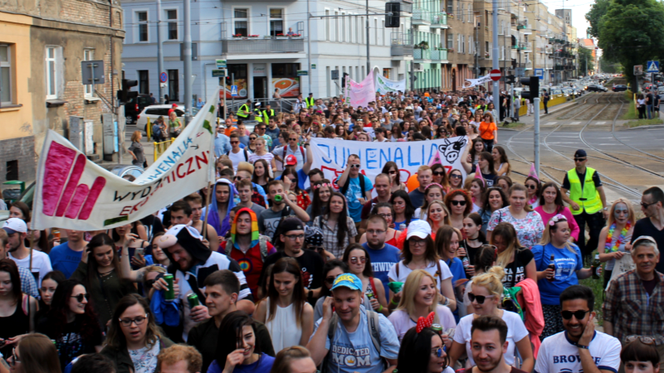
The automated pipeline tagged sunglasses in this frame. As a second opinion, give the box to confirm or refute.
[561,310,589,320]
[71,293,89,302]
[234,176,244,181]
[468,293,495,304]
[450,174,462,179]
[431,347,444,358]
[433,171,445,176]
[250,137,257,140]
[9,348,19,367]
[451,200,467,206]
[625,335,656,345]
[350,164,361,168]
[526,184,538,190]
[350,256,366,264]
[230,141,239,144]
[389,170,397,174]
[574,158,586,162]
[641,201,658,209]
[325,276,337,285]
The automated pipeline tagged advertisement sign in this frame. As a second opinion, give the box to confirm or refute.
[272,77,300,98]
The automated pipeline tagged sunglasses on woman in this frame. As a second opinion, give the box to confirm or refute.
[350,256,366,264]
[468,293,495,304]
[71,293,89,302]
[451,200,466,206]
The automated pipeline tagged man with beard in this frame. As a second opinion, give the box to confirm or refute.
[360,174,392,222]
[361,215,400,292]
[154,224,253,341]
[4,218,52,286]
[457,315,528,373]
[206,179,236,239]
[536,285,620,373]
[258,180,309,239]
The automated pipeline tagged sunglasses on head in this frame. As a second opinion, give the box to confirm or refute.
[468,293,495,304]
[451,200,466,206]
[561,310,589,320]
[625,335,656,345]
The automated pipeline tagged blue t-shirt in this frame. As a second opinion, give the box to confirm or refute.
[49,242,84,279]
[344,175,373,223]
[276,168,309,191]
[207,353,275,373]
[444,257,467,321]
[314,308,400,373]
[362,243,401,293]
[532,242,583,305]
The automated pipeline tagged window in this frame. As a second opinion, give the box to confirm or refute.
[457,1,461,19]
[167,10,178,40]
[485,41,489,54]
[137,11,148,42]
[269,9,283,37]
[325,10,330,40]
[447,33,454,49]
[341,13,346,42]
[468,4,472,22]
[335,11,339,41]
[138,70,149,94]
[168,69,179,101]
[374,19,378,45]
[447,0,453,16]
[83,49,95,98]
[45,46,62,99]
[0,45,13,105]
[461,35,465,53]
[234,8,248,36]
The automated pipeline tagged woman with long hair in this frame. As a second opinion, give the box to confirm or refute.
[445,189,472,231]
[469,178,487,213]
[269,346,317,373]
[313,260,348,321]
[382,161,407,192]
[448,169,464,190]
[598,198,636,288]
[494,175,512,196]
[427,200,451,234]
[388,221,457,312]
[127,131,146,167]
[35,270,66,323]
[252,159,274,190]
[101,294,174,373]
[208,311,275,373]
[143,232,170,268]
[535,182,580,242]
[487,184,544,249]
[358,203,401,246]
[9,201,30,222]
[335,124,348,140]
[388,269,456,343]
[312,192,358,259]
[249,137,277,176]
[468,138,486,167]
[415,184,446,220]
[391,190,416,231]
[71,233,137,328]
[448,267,533,371]
[431,164,450,192]
[306,179,333,225]
[342,244,389,316]
[0,259,37,357]
[246,133,259,153]
[392,324,453,373]
[112,223,150,269]
[458,213,487,278]
[36,279,103,369]
[7,333,62,373]
[282,167,311,211]
[478,187,508,236]
[491,146,511,176]
[524,176,541,209]
[491,222,537,289]
[532,215,593,340]
[253,258,313,352]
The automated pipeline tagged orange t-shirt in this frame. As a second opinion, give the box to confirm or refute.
[479,121,497,140]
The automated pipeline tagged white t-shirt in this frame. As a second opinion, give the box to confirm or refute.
[535,331,621,373]
[387,260,453,295]
[228,148,250,171]
[9,250,52,287]
[388,304,456,342]
[453,311,529,367]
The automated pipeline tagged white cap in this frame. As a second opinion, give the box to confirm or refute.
[406,220,432,240]
[3,218,27,235]
[156,224,203,249]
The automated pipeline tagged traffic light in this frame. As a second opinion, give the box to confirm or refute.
[385,2,400,28]
[520,76,539,100]
[506,75,516,84]
[117,78,138,102]
[341,73,349,88]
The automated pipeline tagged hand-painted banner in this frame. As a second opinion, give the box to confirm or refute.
[32,95,219,230]
[310,137,469,187]
[348,72,376,108]
[464,73,493,89]
[373,68,406,94]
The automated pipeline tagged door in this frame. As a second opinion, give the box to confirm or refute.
[253,76,267,99]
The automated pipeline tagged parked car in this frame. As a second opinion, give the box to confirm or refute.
[136,104,185,133]
[124,94,153,124]
[586,84,608,92]
[612,84,628,92]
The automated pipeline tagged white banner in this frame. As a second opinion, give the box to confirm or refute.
[464,73,493,89]
[374,68,406,94]
[32,95,219,230]
[310,137,469,187]
[348,73,376,108]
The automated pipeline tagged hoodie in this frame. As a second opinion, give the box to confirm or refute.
[206,178,237,238]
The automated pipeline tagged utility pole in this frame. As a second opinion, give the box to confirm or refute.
[534,97,541,177]
[157,0,164,104]
[366,0,371,73]
[307,0,312,94]
[475,18,479,78]
[183,0,193,124]
[492,0,500,116]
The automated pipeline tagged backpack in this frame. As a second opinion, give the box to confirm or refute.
[225,235,270,261]
[323,309,384,372]
[340,174,367,197]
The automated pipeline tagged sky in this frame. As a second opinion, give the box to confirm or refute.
[542,0,593,39]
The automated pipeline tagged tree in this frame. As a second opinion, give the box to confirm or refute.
[586,0,610,38]
[578,48,595,76]
[597,0,664,90]
[600,57,620,74]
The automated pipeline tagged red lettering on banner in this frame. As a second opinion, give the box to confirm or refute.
[119,206,132,216]
[176,163,187,178]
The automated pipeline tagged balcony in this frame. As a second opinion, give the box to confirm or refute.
[431,13,448,28]
[430,49,448,61]
[221,37,304,54]
[413,9,431,25]
[414,49,431,61]
[519,42,531,51]
[391,32,413,57]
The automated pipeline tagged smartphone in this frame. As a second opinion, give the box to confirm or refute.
[134,247,144,258]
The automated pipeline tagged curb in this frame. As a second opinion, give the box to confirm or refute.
[625,124,664,130]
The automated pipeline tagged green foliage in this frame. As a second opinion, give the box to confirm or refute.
[625,118,664,127]
[586,0,610,38]
[578,48,595,75]
[600,57,620,73]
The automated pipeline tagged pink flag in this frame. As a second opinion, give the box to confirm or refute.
[348,73,376,108]
[474,164,485,186]
[528,163,539,181]
[428,150,442,167]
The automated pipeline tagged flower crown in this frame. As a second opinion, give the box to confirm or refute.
[549,214,567,226]
[313,183,332,190]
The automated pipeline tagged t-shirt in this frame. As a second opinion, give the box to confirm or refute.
[388,305,456,342]
[261,250,325,291]
[129,341,160,373]
[258,206,295,239]
[453,311,529,367]
[9,250,52,287]
[408,188,426,209]
[487,208,544,249]
[222,240,277,297]
[208,353,275,373]
[535,331,621,373]
[37,317,103,370]
[362,243,401,293]
[458,367,528,373]
[632,218,664,273]
[344,175,374,223]
[314,308,400,373]
[532,243,584,305]
[444,257,467,288]
[228,148,250,171]
[388,260,453,294]
[49,242,84,279]
[240,202,266,217]
[501,249,534,289]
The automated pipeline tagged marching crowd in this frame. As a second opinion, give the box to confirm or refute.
[1,90,664,373]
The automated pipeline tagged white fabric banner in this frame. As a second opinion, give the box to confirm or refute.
[310,137,469,187]
[464,73,493,89]
[348,72,376,108]
[32,95,219,230]
[374,68,407,94]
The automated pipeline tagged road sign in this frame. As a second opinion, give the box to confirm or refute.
[634,65,643,75]
[515,67,525,78]
[230,85,238,97]
[159,72,168,83]
[534,68,544,78]
[216,59,227,69]
[297,70,308,76]
[160,82,168,88]
[81,60,105,85]
[647,61,659,73]
[311,64,317,69]
[490,69,501,81]
[211,69,226,78]
[331,69,339,80]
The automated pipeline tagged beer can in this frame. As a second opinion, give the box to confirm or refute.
[187,293,200,308]
[432,324,443,335]
[164,274,175,301]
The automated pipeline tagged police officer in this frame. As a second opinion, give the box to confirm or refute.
[253,102,264,123]
[560,149,608,260]
[237,99,252,120]
[305,92,315,109]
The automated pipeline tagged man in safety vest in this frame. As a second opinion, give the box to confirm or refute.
[560,149,608,260]
[237,100,252,120]
[305,93,315,108]
[262,104,275,125]
[253,102,264,123]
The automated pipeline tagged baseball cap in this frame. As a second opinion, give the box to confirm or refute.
[574,149,587,158]
[331,273,363,291]
[280,217,304,234]
[157,224,203,249]
[406,220,432,240]
[285,155,298,166]
[2,218,27,235]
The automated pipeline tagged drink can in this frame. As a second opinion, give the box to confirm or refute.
[462,257,470,269]
[187,293,200,308]
[399,223,406,231]
[432,324,443,335]
[365,287,374,299]
[164,274,175,301]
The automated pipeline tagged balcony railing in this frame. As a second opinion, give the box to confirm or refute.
[414,49,431,60]
[391,32,413,56]
[413,9,431,24]
[431,13,447,27]
[221,37,304,54]
[430,49,448,61]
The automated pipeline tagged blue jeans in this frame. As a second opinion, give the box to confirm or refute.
[647,104,654,119]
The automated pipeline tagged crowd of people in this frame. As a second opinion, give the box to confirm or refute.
[1,90,664,373]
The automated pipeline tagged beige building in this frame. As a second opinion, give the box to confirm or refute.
[443,0,476,90]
